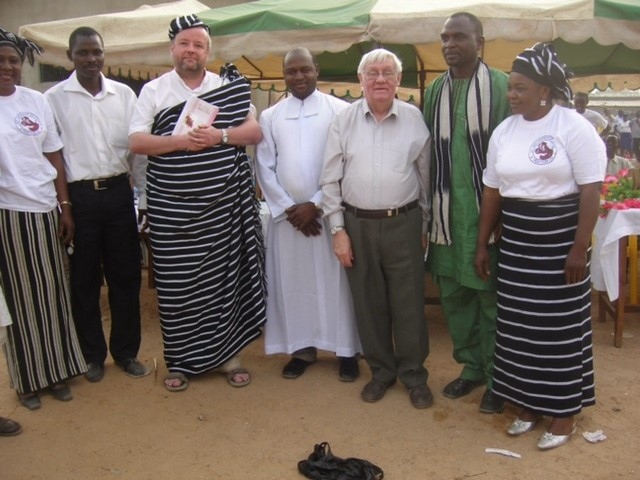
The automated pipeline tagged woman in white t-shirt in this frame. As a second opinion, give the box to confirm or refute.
[0,28,86,411]
[615,113,633,155]
[474,43,606,451]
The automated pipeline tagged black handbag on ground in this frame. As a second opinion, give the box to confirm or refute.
[298,442,384,480]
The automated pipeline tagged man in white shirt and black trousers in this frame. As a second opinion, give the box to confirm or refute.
[46,27,150,382]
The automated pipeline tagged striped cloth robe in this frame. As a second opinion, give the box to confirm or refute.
[148,71,266,375]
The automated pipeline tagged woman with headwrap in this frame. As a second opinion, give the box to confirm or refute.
[474,43,606,450]
[0,28,86,410]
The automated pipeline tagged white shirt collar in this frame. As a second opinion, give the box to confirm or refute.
[284,89,320,119]
[64,71,114,99]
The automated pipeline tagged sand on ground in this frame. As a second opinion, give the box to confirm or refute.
[1,272,639,480]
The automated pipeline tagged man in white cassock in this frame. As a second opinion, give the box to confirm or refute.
[256,47,361,381]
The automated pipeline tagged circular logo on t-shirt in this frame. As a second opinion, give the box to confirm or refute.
[529,136,556,165]
[15,112,42,136]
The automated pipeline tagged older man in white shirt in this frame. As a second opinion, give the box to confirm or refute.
[320,48,432,409]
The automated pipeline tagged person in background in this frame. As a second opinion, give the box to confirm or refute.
[604,134,635,176]
[0,27,87,410]
[475,43,605,450]
[573,92,608,135]
[256,47,361,381]
[45,26,149,383]
[630,110,640,162]
[423,12,510,414]
[320,48,433,409]
[129,15,265,392]
[615,111,632,155]
[603,108,616,132]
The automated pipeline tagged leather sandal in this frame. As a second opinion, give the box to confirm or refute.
[164,372,189,392]
[227,368,251,388]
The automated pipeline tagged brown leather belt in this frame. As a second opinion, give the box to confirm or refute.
[69,173,128,191]
[343,200,419,219]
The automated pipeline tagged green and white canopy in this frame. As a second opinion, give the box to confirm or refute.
[19,0,640,90]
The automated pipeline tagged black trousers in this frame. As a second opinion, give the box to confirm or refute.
[68,175,142,365]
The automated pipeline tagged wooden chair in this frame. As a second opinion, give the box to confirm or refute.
[598,234,640,347]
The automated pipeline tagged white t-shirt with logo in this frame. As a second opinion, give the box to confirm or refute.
[0,86,63,212]
[484,105,606,200]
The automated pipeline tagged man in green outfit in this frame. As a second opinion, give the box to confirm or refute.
[423,12,510,413]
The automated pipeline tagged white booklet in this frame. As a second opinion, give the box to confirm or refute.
[172,96,219,135]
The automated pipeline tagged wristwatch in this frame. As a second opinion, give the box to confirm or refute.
[221,129,229,145]
[330,225,345,235]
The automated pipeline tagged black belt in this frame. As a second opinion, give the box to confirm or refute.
[69,173,128,191]
[343,200,419,219]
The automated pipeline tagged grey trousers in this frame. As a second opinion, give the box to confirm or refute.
[344,207,429,388]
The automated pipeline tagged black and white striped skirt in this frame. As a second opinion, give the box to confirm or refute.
[0,209,86,393]
[492,194,595,417]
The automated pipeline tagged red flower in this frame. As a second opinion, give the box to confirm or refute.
[600,169,640,217]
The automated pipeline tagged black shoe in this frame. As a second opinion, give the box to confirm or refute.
[361,378,396,403]
[479,389,505,414]
[0,417,22,436]
[85,363,105,383]
[409,384,434,409]
[50,382,73,402]
[282,358,313,379]
[338,356,360,382]
[116,358,151,378]
[442,377,484,399]
[17,392,41,411]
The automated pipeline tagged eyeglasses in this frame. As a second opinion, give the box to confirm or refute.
[363,70,397,81]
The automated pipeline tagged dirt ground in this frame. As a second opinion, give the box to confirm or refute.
[1,271,639,480]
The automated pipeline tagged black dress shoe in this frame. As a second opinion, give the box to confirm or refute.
[442,377,484,399]
[282,358,313,379]
[18,392,41,411]
[85,363,105,383]
[50,383,73,402]
[409,384,434,409]
[361,378,396,403]
[0,416,22,436]
[479,389,505,414]
[116,358,151,378]
[338,356,360,382]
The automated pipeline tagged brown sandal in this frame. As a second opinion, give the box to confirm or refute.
[226,368,251,388]
[164,372,189,392]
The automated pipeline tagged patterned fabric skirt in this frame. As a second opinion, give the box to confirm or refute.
[492,194,595,417]
[0,209,87,393]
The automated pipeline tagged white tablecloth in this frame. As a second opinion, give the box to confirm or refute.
[591,209,640,301]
